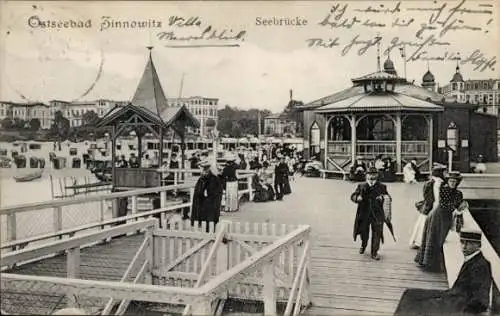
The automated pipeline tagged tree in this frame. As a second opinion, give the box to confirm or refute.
[82,110,100,126]
[50,111,70,140]
[28,118,41,131]
[0,118,13,129]
[217,105,272,137]
[13,118,26,129]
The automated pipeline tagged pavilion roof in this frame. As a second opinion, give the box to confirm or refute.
[351,71,400,83]
[97,48,199,131]
[303,82,455,110]
[313,92,444,113]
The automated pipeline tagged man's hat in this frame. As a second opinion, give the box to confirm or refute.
[460,229,482,242]
[447,171,462,180]
[366,167,378,174]
[198,160,211,169]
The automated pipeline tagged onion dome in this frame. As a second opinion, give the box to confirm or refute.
[422,70,435,83]
[451,65,464,82]
[383,58,397,76]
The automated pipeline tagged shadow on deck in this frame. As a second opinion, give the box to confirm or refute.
[2,234,145,314]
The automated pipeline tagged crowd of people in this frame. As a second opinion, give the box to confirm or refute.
[189,145,301,231]
[349,162,492,315]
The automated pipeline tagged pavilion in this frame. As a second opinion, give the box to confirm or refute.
[300,56,498,174]
[96,47,199,189]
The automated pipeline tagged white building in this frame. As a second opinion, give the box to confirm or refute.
[48,99,127,127]
[166,96,218,136]
[439,66,500,116]
[0,102,55,129]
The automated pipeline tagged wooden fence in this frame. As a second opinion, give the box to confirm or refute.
[1,219,312,316]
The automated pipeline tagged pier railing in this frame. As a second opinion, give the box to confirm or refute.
[444,174,500,313]
[0,183,194,251]
[1,170,257,253]
[1,219,312,316]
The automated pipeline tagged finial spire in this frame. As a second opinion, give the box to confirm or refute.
[456,52,461,72]
[290,89,293,101]
[427,60,430,71]
[376,41,381,71]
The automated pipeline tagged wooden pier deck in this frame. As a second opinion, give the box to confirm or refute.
[223,177,449,315]
[2,177,449,315]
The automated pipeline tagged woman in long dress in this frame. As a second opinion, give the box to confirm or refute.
[221,155,239,212]
[415,172,463,272]
[403,160,417,184]
[409,165,445,249]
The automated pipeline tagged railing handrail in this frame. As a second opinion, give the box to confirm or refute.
[0,183,194,215]
[0,273,204,303]
[0,202,189,250]
[1,219,157,267]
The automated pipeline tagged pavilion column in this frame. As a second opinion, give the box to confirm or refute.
[324,116,329,166]
[350,114,357,163]
[159,127,164,166]
[111,126,117,187]
[395,114,402,173]
[428,114,433,173]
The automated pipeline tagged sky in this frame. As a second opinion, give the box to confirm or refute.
[0,0,499,113]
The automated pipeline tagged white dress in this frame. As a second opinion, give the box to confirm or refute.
[403,163,416,183]
[409,178,442,248]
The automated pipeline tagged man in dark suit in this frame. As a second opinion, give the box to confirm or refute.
[274,155,288,201]
[350,167,390,260]
[190,161,223,232]
[395,229,492,315]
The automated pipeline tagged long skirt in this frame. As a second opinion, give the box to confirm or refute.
[414,207,453,272]
[409,214,427,248]
[225,181,239,212]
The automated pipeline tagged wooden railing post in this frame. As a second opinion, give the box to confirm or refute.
[190,297,213,315]
[145,227,153,284]
[131,195,138,215]
[7,214,17,244]
[53,206,63,238]
[189,187,195,218]
[247,175,254,201]
[174,172,178,196]
[66,246,80,308]
[263,259,277,316]
[160,190,167,228]
[99,200,106,230]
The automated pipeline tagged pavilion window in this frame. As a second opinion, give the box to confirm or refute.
[328,117,351,141]
[446,121,459,152]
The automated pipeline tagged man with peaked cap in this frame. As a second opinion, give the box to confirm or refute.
[350,167,390,260]
[395,228,492,315]
[191,160,223,232]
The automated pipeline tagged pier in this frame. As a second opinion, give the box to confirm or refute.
[2,175,499,315]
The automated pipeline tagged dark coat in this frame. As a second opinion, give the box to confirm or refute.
[350,182,388,242]
[274,162,288,185]
[221,162,238,188]
[420,179,435,215]
[395,252,492,315]
[190,172,223,224]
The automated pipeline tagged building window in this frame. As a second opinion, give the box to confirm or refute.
[446,121,459,152]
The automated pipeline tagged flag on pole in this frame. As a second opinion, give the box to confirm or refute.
[399,45,405,58]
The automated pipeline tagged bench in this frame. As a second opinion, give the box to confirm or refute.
[319,169,349,180]
[443,210,500,313]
